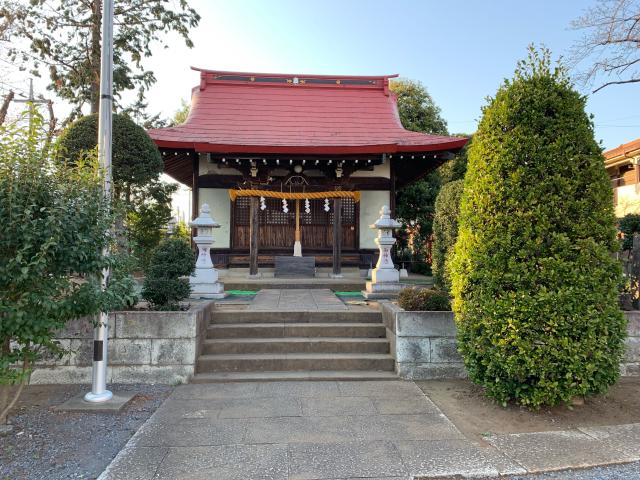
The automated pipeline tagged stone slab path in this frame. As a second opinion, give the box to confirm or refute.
[99,380,528,480]
[248,289,348,311]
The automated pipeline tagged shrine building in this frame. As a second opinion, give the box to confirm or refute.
[149,68,468,275]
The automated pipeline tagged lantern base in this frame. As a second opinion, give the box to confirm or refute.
[362,281,406,299]
[371,267,400,284]
[190,280,226,299]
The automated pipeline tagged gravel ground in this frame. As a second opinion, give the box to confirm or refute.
[0,383,172,480]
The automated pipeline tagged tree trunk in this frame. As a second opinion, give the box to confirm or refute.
[0,339,29,425]
[90,0,102,114]
[0,90,14,126]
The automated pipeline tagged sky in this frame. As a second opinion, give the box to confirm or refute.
[3,0,639,150]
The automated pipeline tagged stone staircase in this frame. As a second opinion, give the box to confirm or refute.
[192,309,397,382]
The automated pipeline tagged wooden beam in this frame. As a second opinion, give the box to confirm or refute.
[332,198,342,276]
[191,155,199,247]
[198,173,390,190]
[249,196,259,276]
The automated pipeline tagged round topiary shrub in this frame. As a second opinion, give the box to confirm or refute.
[432,179,464,293]
[56,113,163,188]
[141,238,195,310]
[398,287,451,311]
[449,48,626,408]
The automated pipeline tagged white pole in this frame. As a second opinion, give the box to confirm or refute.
[85,0,113,403]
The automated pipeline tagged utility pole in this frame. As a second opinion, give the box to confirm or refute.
[85,0,113,403]
[13,79,48,126]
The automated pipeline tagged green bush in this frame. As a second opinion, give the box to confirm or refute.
[0,111,135,423]
[56,113,163,189]
[173,219,192,243]
[618,214,640,251]
[126,181,178,269]
[141,238,195,310]
[57,114,175,269]
[449,48,626,408]
[398,287,451,311]
[432,180,464,292]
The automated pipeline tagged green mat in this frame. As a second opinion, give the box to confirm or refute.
[334,291,363,297]
[226,290,258,296]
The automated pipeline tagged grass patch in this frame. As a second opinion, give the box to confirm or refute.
[226,290,258,296]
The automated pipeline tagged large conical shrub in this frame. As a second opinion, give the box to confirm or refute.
[449,48,626,408]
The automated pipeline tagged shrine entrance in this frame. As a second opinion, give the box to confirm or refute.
[231,196,358,251]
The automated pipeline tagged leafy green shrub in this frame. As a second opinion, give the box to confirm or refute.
[126,181,178,269]
[173,219,191,243]
[57,114,176,269]
[398,288,451,311]
[618,214,640,251]
[432,180,464,292]
[0,111,135,423]
[449,48,626,408]
[142,238,195,310]
[56,113,163,189]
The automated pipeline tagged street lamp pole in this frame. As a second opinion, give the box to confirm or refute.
[85,0,114,403]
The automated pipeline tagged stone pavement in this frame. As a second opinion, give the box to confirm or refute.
[248,289,348,311]
[99,380,522,479]
[98,380,640,480]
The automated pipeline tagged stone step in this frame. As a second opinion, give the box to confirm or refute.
[210,310,381,324]
[202,337,390,355]
[191,370,398,383]
[196,353,395,373]
[207,323,387,339]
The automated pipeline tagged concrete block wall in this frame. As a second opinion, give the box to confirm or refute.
[381,302,640,380]
[380,301,465,380]
[622,311,640,376]
[31,300,215,385]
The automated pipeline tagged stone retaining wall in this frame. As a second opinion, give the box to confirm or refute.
[622,311,640,376]
[30,300,215,385]
[381,302,640,380]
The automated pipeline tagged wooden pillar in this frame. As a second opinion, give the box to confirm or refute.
[332,197,342,276]
[191,154,199,246]
[249,196,259,276]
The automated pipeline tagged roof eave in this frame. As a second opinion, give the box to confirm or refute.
[151,138,468,155]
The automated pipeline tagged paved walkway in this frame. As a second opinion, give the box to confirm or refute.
[99,381,640,479]
[99,380,525,479]
[248,289,348,311]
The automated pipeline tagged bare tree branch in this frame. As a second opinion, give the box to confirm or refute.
[570,0,640,93]
[593,77,640,92]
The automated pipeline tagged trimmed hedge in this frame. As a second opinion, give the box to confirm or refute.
[56,113,163,188]
[449,48,626,408]
[142,238,195,310]
[432,179,464,292]
[398,287,451,311]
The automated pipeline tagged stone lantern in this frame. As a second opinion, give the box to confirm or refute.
[189,203,225,299]
[363,205,404,298]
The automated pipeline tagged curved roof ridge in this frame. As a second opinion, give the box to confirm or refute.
[191,67,399,81]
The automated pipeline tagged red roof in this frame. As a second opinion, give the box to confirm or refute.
[149,68,468,155]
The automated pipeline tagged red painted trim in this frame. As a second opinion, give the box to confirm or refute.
[153,137,468,155]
